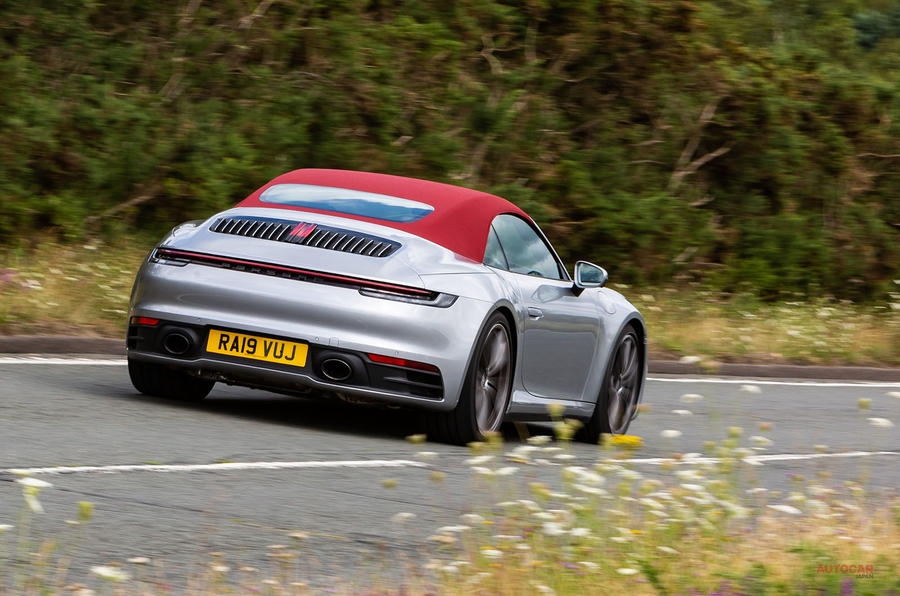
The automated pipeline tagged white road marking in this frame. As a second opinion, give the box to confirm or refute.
[648,377,900,388]
[3,460,429,476]
[617,451,900,466]
[3,452,897,478]
[0,357,125,365]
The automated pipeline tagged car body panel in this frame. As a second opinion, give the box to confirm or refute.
[127,169,647,433]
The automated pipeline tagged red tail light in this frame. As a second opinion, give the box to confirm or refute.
[130,316,160,327]
[367,353,440,373]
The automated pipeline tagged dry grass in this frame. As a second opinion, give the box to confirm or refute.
[0,241,147,337]
[625,285,900,367]
[0,242,898,366]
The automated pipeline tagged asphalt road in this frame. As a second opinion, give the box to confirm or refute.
[0,356,898,590]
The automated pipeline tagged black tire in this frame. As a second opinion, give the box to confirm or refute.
[577,326,642,444]
[128,358,214,402]
[425,313,513,445]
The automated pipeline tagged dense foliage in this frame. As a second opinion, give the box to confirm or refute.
[1,0,898,299]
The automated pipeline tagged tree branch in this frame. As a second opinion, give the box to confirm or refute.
[240,0,275,29]
[857,152,900,159]
[669,97,730,192]
[669,144,733,191]
[84,186,160,230]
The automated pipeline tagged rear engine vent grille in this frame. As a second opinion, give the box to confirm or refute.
[210,216,400,257]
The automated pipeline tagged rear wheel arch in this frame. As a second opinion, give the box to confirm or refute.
[424,307,517,445]
[492,305,518,356]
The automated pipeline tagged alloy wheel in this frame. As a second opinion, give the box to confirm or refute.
[474,322,512,433]
[606,331,640,434]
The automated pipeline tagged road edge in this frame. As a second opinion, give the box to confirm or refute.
[0,335,898,382]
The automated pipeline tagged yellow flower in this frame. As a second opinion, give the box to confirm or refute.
[607,434,643,449]
[547,402,566,418]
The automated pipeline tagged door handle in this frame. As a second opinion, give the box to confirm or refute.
[527,307,543,320]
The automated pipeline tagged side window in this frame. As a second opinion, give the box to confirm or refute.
[488,214,564,280]
[483,226,508,270]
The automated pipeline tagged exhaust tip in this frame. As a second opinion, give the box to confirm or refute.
[162,331,193,356]
[320,358,353,382]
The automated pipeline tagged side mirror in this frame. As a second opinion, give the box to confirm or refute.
[573,261,608,295]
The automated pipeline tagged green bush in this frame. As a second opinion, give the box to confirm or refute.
[0,0,897,299]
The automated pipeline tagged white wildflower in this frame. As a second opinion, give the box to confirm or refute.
[768,504,803,515]
[542,521,567,536]
[808,485,835,497]
[460,513,484,524]
[618,469,643,481]
[740,384,762,394]
[436,525,471,533]
[887,391,900,399]
[661,429,682,439]
[493,534,522,542]
[526,435,552,445]
[481,549,503,560]
[574,483,607,496]
[750,435,773,447]
[23,493,43,514]
[672,409,693,416]
[16,477,52,489]
[617,567,639,575]
[465,455,494,465]
[868,417,894,428]
[657,545,679,555]
[508,445,539,460]
[641,498,665,510]
[91,565,130,582]
[675,469,704,481]
[391,512,416,524]
[680,393,704,403]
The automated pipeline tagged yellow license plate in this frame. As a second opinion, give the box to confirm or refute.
[206,329,308,367]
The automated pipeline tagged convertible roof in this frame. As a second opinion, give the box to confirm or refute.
[237,169,529,262]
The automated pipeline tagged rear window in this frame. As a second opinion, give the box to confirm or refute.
[259,184,434,223]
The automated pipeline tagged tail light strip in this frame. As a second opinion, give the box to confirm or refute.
[153,248,456,307]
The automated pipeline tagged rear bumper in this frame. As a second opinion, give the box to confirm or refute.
[127,320,445,405]
[127,259,493,410]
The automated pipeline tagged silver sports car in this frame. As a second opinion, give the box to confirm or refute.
[127,169,646,444]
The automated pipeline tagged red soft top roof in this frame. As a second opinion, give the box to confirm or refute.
[237,169,529,262]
